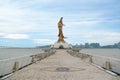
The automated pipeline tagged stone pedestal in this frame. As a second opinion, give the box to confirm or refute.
[51,41,72,49]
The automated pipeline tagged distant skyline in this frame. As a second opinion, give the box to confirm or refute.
[0,0,120,47]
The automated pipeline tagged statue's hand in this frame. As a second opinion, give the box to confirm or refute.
[63,24,65,26]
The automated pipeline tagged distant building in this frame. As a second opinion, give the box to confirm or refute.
[85,43,90,48]
[79,44,85,48]
[118,42,120,48]
[90,43,100,48]
[72,42,120,48]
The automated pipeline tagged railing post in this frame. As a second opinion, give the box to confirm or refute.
[13,61,19,72]
[105,61,111,70]
[80,53,83,59]
[31,56,34,63]
[41,54,44,59]
[89,56,93,63]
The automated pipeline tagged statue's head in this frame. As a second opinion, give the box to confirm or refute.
[61,17,63,19]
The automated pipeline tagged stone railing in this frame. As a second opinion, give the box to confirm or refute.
[67,49,120,75]
[0,49,55,78]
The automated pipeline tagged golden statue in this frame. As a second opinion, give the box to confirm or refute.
[51,17,72,49]
[57,17,65,42]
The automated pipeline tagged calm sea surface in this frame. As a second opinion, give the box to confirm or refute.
[0,48,120,60]
[80,48,120,59]
[0,48,44,60]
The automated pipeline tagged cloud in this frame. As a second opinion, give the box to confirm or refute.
[0,33,6,36]
[4,34,29,39]
[0,0,119,33]
[0,0,120,47]
[75,31,120,45]
[67,20,101,27]
[33,39,56,44]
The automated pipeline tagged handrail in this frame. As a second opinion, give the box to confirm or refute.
[81,53,120,61]
[0,53,44,62]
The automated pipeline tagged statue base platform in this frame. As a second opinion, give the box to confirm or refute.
[51,41,72,49]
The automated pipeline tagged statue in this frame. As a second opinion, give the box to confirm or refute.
[51,17,72,49]
[57,17,65,42]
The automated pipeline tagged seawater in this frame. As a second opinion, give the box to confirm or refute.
[80,48,120,59]
[0,48,44,60]
[0,48,120,60]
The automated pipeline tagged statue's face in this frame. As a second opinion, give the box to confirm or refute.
[61,17,63,19]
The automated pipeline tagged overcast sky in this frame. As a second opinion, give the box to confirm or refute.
[0,0,120,47]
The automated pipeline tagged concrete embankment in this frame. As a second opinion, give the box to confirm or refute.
[4,49,119,80]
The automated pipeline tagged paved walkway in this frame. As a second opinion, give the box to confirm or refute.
[6,50,119,80]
